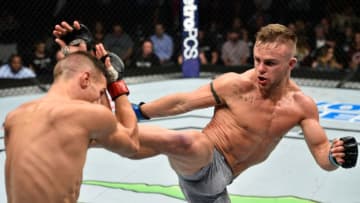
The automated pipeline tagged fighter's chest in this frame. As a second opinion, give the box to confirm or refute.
[228,98,301,135]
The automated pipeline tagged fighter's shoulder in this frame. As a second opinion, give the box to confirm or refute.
[50,100,112,123]
[4,100,39,125]
[64,100,110,115]
[4,109,16,128]
[290,88,318,114]
[214,71,254,89]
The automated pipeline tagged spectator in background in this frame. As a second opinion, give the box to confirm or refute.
[311,44,343,70]
[29,41,54,81]
[350,51,360,70]
[294,19,308,36]
[231,17,245,34]
[331,5,360,34]
[348,31,360,70]
[340,26,354,55]
[0,10,19,64]
[207,20,225,54]
[240,28,254,64]
[92,20,106,44]
[221,29,250,66]
[295,36,312,67]
[247,7,272,36]
[177,29,219,65]
[319,17,332,36]
[150,23,174,65]
[310,24,328,51]
[0,54,36,79]
[132,39,160,68]
[325,34,348,68]
[103,22,134,65]
[198,29,219,65]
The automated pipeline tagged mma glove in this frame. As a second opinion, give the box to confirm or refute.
[102,52,129,100]
[60,23,95,51]
[132,102,150,121]
[329,136,358,168]
[59,22,128,100]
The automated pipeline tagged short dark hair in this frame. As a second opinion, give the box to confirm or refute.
[8,53,22,64]
[55,51,110,81]
[74,51,108,78]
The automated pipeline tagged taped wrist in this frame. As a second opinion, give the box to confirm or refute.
[106,66,119,83]
[328,151,340,167]
[101,52,125,82]
[107,80,129,100]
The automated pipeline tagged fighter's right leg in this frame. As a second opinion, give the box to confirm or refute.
[130,124,214,176]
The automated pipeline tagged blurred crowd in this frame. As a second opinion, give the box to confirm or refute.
[1,0,360,81]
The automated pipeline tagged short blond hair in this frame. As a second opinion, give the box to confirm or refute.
[255,24,297,56]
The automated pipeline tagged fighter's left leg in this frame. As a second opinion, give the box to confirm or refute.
[130,124,214,176]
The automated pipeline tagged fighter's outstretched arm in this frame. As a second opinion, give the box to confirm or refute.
[138,73,242,119]
[301,115,338,171]
[141,84,215,118]
[300,96,357,170]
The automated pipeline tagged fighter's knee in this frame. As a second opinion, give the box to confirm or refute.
[172,131,212,156]
[171,132,195,152]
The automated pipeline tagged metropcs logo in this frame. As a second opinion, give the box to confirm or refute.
[182,0,198,60]
[317,101,360,122]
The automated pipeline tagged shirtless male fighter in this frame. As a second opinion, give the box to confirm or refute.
[131,23,358,203]
[4,45,137,202]
[52,20,358,203]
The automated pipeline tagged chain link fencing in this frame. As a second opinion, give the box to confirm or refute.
[1,0,360,96]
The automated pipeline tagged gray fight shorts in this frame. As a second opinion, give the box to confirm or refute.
[178,149,233,203]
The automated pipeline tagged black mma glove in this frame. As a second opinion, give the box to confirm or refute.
[60,23,95,51]
[102,52,129,100]
[329,136,358,168]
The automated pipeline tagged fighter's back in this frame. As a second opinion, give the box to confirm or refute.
[4,98,92,203]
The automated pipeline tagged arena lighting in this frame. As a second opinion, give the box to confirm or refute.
[181,0,200,78]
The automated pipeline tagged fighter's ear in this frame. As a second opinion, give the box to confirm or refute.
[289,57,297,70]
[79,71,91,89]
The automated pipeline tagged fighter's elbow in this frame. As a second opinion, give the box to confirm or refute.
[128,143,140,157]
[320,164,338,172]
[114,127,139,158]
[317,160,338,171]
[121,142,140,158]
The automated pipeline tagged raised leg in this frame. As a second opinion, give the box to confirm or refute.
[130,124,214,176]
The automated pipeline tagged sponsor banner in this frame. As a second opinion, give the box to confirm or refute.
[317,102,360,122]
[181,0,200,78]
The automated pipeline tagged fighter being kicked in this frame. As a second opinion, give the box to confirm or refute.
[4,21,138,203]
